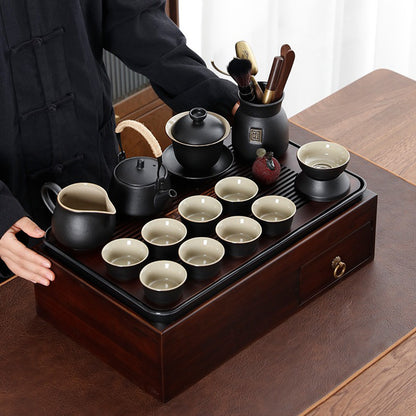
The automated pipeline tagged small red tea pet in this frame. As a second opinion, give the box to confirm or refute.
[252,148,281,185]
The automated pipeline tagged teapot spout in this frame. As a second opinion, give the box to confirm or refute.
[153,182,177,212]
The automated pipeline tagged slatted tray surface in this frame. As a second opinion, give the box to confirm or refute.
[43,141,366,324]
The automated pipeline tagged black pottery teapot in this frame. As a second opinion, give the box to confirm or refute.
[110,120,177,217]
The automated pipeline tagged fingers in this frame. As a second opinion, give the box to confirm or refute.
[13,216,45,239]
[0,223,54,286]
[2,253,54,286]
[1,246,55,286]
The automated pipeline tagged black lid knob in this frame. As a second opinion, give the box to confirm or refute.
[189,108,207,125]
[136,159,145,170]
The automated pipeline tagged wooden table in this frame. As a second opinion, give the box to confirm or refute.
[1,69,415,415]
[291,69,416,415]
[291,69,416,186]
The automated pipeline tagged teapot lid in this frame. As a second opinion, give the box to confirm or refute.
[170,108,226,145]
[114,157,166,187]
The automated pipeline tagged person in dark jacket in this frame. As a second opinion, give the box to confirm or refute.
[0,0,238,285]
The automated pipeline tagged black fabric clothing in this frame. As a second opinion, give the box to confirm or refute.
[0,0,238,234]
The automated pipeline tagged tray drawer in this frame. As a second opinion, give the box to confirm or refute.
[300,221,374,304]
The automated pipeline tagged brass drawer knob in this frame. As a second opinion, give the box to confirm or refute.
[331,256,346,279]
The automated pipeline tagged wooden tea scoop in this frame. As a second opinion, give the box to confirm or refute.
[262,56,284,104]
[273,48,295,101]
[280,43,291,58]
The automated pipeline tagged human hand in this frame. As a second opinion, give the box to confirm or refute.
[0,217,55,286]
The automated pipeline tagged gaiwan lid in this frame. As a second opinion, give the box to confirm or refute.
[170,107,226,146]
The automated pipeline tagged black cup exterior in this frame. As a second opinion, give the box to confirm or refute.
[298,157,348,181]
[223,239,259,258]
[172,140,223,172]
[105,262,143,282]
[143,285,183,307]
[220,198,254,216]
[258,216,294,238]
[147,242,180,260]
[52,204,116,250]
[180,217,218,237]
[185,260,222,281]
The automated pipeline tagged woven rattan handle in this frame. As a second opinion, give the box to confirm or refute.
[115,120,163,158]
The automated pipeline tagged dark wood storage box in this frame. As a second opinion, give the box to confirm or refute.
[34,136,377,402]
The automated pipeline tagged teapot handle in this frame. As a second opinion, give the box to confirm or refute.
[41,182,62,214]
[115,120,163,158]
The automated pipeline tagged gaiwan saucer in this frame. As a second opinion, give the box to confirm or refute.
[294,171,350,202]
[162,144,234,181]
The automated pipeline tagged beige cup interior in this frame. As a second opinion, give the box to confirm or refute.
[58,182,116,213]
[297,141,350,169]
[252,196,296,222]
[214,176,258,202]
[179,237,225,266]
[141,218,187,246]
[216,216,262,243]
[178,195,223,223]
[101,238,149,267]
[140,260,187,291]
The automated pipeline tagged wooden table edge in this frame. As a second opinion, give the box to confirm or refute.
[298,325,416,415]
[291,92,416,414]
[0,275,15,287]
[289,120,416,187]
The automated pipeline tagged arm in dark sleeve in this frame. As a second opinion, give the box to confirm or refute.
[102,0,238,117]
[0,181,27,238]
[0,181,28,279]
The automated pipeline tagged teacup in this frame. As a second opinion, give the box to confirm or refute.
[178,237,225,281]
[178,195,223,236]
[101,238,149,282]
[214,176,258,215]
[215,216,262,257]
[141,218,187,259]
[251,196,296,237]
[139,260,187,306]
[297,141,350,180]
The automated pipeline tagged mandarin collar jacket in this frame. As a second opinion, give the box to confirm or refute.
[0,0,237,241]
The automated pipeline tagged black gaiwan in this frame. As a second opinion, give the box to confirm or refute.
[165,108,231,173]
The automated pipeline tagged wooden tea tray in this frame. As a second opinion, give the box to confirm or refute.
[34,129,377,401]
[41,141,366,324]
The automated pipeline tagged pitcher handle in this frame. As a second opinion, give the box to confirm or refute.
[41,182,62,214]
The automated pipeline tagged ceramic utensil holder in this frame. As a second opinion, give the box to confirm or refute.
[232,88,289,162]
